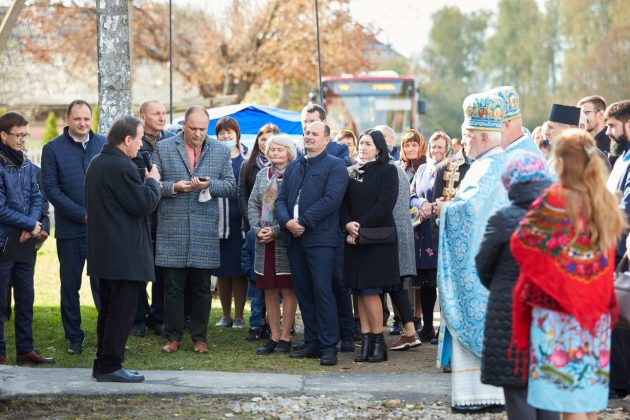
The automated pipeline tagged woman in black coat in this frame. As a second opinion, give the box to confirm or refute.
[341,129,399,363]
[475,152,557,420]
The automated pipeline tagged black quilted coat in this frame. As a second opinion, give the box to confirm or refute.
[476,180,551,388]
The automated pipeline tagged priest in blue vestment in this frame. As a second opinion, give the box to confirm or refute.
[435,93,508,413]
[487,86,542,158]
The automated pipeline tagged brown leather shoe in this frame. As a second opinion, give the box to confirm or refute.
[193,341,208,354]
[161,340,180,353]
[16,350,55,365]
[0,354,6,365]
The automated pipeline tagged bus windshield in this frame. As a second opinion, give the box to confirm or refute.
[323,79,414,134]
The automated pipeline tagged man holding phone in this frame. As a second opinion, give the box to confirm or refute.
[152,106,236,354]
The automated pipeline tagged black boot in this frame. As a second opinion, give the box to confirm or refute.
[354,333,372,362]
[368,332,388,362]
[352,318,362,341]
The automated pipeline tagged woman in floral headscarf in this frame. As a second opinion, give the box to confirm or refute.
[510,130,626,418]
[475,151,557,420]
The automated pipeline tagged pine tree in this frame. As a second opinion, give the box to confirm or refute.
[42,111,59,145]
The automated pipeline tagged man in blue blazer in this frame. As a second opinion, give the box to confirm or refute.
[276,121,348,366]
[41,100,105,356]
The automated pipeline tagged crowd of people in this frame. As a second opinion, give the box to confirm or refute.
[0,88,629,418]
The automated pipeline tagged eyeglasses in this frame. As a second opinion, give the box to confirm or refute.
[7,132,30,140]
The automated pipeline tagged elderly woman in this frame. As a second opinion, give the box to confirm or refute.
[214,116,249,329]
[398,129,427,181]
[335,129,358,163]
[409,131,450,343]
[341,129,400,363]
[248,135,297,355]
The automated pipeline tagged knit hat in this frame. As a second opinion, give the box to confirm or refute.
[462,93,505,131]
[487,86,521,121]
[501,151,552,190]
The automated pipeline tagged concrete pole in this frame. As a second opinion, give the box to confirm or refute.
[96,0,132,134]
[0,0,26,53]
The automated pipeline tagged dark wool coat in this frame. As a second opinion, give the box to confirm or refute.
[85,145,160,282]
[476,180,550,388]
[341,161,400,290]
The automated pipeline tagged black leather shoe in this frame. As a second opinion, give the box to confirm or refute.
[256,339,278,355]
[92,369,139,378]
[290,347,320,358]
[67,340,83,355]
[451,404,504,414]
[320,352,337,366]
[355,333,372,362]
[339,337,355,352]
[292,341,307,351]
[609,389,630,399]
[149,323,165,337]
[130,323,146,337]
[95,368,145,383]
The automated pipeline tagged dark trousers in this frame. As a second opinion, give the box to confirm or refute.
[288,243,339,353]
[503,387,559,420]
[162,267,211,342]
[134,265,164,326]
[610,327,630,393]
[95,279,138,374]
[57,238,100,343]
[0,260,35,355]
[333,242,353,340]
[420,286,437,330]
[388,285,414,325]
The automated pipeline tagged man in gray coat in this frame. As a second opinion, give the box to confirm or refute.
[153,106,236,354]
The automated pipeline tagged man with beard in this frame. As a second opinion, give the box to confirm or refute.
[604,100,630,400]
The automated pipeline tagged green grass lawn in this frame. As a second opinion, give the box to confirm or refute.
[3,237,325,373]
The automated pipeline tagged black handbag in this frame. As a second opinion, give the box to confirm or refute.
[615,256,630,330]
[357,227,396,245]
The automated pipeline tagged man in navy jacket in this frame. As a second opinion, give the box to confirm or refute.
[300,104,352,166]
[276,121,348,366]
[41,100,105,356]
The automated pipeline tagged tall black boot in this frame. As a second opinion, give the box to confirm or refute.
[368,332,388,362]
[354,333,372,362]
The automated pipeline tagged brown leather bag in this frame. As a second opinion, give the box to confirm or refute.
[615,256,630,330]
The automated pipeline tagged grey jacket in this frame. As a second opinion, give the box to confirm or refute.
[248,168,291,276]
[153,133,236,269]
[393,164,416,277]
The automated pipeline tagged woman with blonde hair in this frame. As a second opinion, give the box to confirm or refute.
[398,129,426,180]
[510,129,626,419]
[248,135,298,355]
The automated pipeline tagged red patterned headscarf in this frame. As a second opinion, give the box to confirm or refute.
[509,183,618,374]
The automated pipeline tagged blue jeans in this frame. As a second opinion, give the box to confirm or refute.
[247,278,265,328]
[0,260,35,355]
[288,242,339,353]
[57,238,100,343]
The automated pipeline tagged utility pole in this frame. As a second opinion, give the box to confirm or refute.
[0,0,26,53]
[96,0,132,134]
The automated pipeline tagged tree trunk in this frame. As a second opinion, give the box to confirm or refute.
[96,0,132,134]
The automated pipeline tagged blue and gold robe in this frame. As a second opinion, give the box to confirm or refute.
[437,146,509,362]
